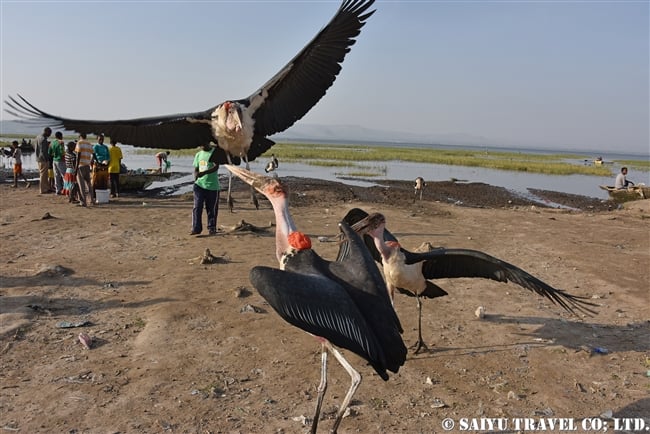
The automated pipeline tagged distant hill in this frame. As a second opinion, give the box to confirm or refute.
[273,123,490,147]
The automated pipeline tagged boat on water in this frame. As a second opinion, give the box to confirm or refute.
[120,170,177,191]
[599,184,650,203]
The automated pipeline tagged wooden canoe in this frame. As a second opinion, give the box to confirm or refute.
[599,185,650,203]
[120,171,174,191]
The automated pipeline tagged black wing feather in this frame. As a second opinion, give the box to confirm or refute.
[252,0,375,137]
[250,265,393,380]
[407,248,597,315]
[5,94,217,150]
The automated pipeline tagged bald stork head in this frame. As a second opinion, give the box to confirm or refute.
[219,101,243,135]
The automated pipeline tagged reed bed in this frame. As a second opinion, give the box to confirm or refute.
[3,133,645,177]
[264,143,615,176]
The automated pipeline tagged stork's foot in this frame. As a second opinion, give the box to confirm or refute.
[411,339,429,354]
[228,195,235,213]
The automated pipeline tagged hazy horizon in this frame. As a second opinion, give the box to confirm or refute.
[1,1,648,154]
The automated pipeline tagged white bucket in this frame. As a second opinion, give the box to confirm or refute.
[95,189,110,204]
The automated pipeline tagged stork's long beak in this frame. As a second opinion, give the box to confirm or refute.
[224,164,296,264]
[224,164,273,195]
[350,212,386,235]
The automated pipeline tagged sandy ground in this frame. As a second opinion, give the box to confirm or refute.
[0,178,648,433]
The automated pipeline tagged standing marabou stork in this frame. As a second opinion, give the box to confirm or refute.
[414,177,425,201]
[4,0,375,212]
[264,154,279,174]
[342,208,597,353]
[225,166,406,434]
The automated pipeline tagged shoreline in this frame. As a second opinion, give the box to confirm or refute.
[1,168,622,212]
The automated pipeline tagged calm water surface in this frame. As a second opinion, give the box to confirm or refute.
[3,143,648,200]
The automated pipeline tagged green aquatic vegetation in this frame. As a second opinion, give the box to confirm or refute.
[267,143,616,176]
[615,159,650,171]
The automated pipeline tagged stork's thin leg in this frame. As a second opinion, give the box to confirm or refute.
[225,155,235,212]
[244,157,259,210]
[326,341,361,434]
[227,171,235,212]
[413,295,429,354]
[310,343,328,434]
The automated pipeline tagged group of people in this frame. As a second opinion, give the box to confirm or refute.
[33,127,123,206]
[7,131,248,236]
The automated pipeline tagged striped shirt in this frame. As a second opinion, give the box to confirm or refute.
[64,150,77,169]
[75,140,93,167]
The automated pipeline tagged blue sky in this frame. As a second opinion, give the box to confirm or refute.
[1,1,648,154]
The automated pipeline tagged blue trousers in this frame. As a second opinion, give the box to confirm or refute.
[192,184,220,234]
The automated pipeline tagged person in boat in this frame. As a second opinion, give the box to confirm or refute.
[615,167,635,190]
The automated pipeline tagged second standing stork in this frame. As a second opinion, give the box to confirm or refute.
[342,208,598,353]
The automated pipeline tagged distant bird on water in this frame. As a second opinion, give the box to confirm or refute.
[342,208,597,353]
[225,166,406,434]
[4,0,375,212]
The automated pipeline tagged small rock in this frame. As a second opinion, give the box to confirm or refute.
[600,409,613,419]
[240,304,264,314]
[430,398,447,408]
[475,306,486,319]
[234,287,252,298]
[78,333,93,349]
[507,391,521,400]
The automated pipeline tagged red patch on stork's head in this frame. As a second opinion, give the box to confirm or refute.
[288,231,312,250]
[386,240,400,249]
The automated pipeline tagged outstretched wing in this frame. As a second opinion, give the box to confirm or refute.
[5,94,218,151]
[4,0,375,157]
[251,0,375,137]
[406,248,597,316]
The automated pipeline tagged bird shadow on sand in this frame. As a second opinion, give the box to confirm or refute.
[483,314,647,353]
[410,315,649,358]
[0,274,150,289]
[481,314,650,352]
[613,397,650,420]
[0,294,176,317]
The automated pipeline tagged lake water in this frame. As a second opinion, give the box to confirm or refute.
[3,142,648,200]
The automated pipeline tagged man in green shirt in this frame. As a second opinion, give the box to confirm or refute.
[49,131,66,194]
[191,144,221,235]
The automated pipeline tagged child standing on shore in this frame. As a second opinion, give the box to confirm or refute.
[9,140,30,188]
[63,141,79,202]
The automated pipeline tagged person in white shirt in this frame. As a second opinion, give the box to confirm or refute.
[614,167,634,190]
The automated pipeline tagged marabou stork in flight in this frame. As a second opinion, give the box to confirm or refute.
[341,208,598,354]
[4,0,375,212]
[225,166,406,434]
